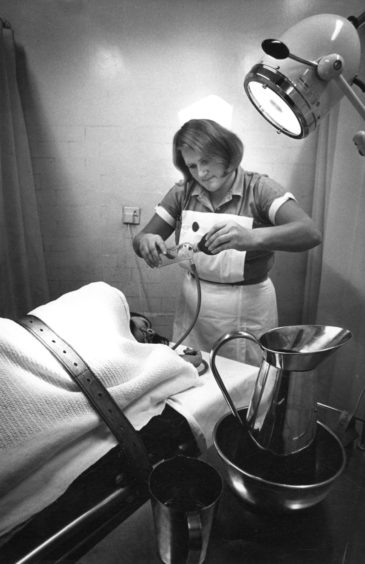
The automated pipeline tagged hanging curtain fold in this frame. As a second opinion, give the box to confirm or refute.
[302,106,339,325]
[0,19,49,319]
[303,95,365,415]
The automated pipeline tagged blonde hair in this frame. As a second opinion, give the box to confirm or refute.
[173,119,244,181]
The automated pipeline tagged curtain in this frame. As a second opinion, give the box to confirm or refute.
[0,19,49,319]
[303,95,365,416]
[302,106,339,324]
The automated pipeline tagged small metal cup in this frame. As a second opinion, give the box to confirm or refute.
[148,455,223,564]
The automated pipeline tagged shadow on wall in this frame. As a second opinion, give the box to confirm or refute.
[314,262,365,417]
[270,142,319,326]
[271,250,310,325]
[15,44,107,301]
[242,101,320,326]
[15,44,72,299]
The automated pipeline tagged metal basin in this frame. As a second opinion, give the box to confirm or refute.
[213,408,346,512]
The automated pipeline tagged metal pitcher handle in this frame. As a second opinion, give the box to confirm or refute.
[186,511,203,564]
[209,330,261,427]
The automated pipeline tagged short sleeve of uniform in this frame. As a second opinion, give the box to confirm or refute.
[155,181,186,227]
[254,175,295,224]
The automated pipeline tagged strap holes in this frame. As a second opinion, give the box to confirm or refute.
[52,340,56,343]
[63,350,67,354]
[73,362,78,366]
[40,328,44,332]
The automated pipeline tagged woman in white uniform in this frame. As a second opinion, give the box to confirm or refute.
[133,119,322,365]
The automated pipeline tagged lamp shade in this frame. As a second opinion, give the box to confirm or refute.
[244,14,362,138]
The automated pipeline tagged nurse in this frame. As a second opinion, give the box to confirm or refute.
[132,119,322,365]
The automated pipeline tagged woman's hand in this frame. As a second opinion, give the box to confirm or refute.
[138,233,168,267]
[202,200,322,255]
[204,221,256,253]
[133,213,174,267]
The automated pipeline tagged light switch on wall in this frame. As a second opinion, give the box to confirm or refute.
[122,206,141,224]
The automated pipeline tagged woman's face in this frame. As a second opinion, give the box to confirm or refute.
[130,315,169,345]
[181,146,235,195]
[130,315,153,343]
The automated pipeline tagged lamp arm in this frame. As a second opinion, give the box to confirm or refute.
[353,76,365,94]
[288,52,318,69]
[334,74,365,121]
[332,74,365,156]
[348,12,365,29]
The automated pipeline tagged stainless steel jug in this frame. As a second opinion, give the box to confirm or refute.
[148,455,223,564]
[210,325,352,456]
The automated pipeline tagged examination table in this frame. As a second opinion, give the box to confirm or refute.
[0,282,257,563]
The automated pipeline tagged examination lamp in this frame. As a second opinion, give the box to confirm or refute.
[244,13,365,155]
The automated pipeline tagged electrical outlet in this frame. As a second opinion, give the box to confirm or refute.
[123,206,141,225]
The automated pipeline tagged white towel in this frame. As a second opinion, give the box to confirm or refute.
[0,282,200,537]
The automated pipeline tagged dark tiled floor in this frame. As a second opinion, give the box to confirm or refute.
[80,446,365,564]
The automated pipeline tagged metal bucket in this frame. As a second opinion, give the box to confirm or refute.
[213,408,346,512]
[148,455,223,564]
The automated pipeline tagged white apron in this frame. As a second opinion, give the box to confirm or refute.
[173,210,278,366]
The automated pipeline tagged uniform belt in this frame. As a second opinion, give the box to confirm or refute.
[190,272,268,286]
[17,314,152,487]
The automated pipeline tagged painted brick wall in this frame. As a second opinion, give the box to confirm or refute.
[3,0,363,338]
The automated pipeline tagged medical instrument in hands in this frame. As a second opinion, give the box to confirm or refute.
[158,235,213,268]
[158,242,196,267]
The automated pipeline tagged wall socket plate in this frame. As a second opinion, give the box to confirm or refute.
[122,206,141,224]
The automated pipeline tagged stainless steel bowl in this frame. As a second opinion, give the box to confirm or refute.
[213,408,346,512]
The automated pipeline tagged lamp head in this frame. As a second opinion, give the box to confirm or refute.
[244,14,362,138]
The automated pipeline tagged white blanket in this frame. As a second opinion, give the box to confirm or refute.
[0,282,200,537]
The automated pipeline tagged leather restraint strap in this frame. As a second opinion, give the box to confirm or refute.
[17,314,152,486]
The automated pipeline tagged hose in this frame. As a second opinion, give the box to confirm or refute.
[171,261,201,350]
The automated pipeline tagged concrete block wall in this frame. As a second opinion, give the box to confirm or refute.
[2,0,363,338]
